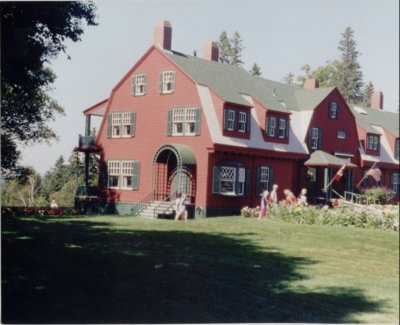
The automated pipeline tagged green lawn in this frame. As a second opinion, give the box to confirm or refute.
[2,215,399,323]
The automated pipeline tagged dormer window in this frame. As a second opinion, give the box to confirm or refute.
[131,73,147,96]
[329,101,339,119]
[266,114,289,140]
[159,70,176,94]
[223,108,250,135]
[367,135,379,151]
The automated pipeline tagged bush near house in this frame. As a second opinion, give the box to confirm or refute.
[361,187,397,204]
[1,206,78,217]
[241,203,399,231]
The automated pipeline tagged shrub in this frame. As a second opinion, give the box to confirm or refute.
[362,187,395,205]
[243,203,399,231]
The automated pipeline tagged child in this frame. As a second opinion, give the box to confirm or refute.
[258,190,269,219]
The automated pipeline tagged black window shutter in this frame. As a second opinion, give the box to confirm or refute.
[167,110,173,136]
[256,167,262,196]
[131,161,140,190]
[194,108,201,135]
[107,115,112,138]
[212,166,221,194]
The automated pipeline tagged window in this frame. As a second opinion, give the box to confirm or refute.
[107,160,140,190]
[107,112,135,138]
[395,138,400,160]
[159,70,175,94]
[225,109,235,131]
[238,112,247,133]
[329,101,339,119]
[309,127,321,149]
[367,135,379,151]
[392,173,399,194]
[212,163,249,196]
[337,131,347,139]
[267,117,276,137]
[278,118,288,139]
[168,107,200,136]
[131,73,147,96]
[256,166,274,194]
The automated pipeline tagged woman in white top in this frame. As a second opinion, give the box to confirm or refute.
[174,192,188,221]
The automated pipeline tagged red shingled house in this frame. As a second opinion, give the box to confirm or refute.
[76,21,399,216]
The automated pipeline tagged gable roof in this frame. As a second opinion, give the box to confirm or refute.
[163,49,333,113]
[350,105,399,136]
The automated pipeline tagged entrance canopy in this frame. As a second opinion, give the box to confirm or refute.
[304,150,357,168]
[153,144,197,166]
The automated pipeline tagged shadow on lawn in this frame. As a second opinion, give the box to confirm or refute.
[2,217,383,324]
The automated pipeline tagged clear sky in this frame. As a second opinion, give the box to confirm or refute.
[19,0,399,175]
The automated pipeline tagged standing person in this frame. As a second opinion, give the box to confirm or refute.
[297,188,309,207]
[258,190,269,219]
[50,200,58,209]
[284,189,297,211]
[269,184,279,214]
[174,193,188,221]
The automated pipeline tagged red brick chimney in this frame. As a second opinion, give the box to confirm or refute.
[371,91,384,110]
[153,20,172,50]
[303,78,319,89]
[203,41,219,61]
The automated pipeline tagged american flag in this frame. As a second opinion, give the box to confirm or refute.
[366,163,382,182]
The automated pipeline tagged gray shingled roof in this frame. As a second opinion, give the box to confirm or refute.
[350,105,399,136]
[164,50,332,113]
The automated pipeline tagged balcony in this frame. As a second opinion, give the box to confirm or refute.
[75,135,100,152]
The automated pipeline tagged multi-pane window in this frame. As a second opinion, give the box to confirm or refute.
[309,127,321,149]
[223,109,250,134]
[213,164,249,196]
[168,107,200,136]
[367,135,379,150]
[159,70,175,94]
[107,160,140,190]
[267,117,276,137]
[337,131,347,139]
[278,118,288,138]
[225,110,235,131]
[131,73,147,96]
[220,166,236,194]
[108,161,121,188]
[108,112,135,138]
[392,173,399,194]
[329,101,339,119]
[256,166,273,195]
[238,112,247,133]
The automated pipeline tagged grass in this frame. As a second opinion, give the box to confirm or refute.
[1,215,399,323]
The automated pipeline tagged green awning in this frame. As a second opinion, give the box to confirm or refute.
[304,150,357,168]
[153,144,197,166]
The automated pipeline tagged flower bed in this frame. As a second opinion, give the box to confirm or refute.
[241,203,399,231]
[1,206,79,217]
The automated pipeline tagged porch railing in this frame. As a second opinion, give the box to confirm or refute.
[343,191,378,205]
[132,189,155,216]
[153,190,178,218]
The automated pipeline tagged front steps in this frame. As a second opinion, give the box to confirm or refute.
[139,200,175,218]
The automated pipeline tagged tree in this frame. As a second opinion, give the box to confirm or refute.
[217,30,245,66]
[218,31,231,64]
[310,61,341,88]
[336,27,364,104]
[362,81,375,107]
[1,2,97,175]
[282,72,295,85]
[249,63,262,76]
[229,31,244,66]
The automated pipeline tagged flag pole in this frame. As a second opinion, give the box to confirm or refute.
[355,162,377,189]
[323,164,345,192]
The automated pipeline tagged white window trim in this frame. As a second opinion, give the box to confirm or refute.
[226,109,235,131]
[162,71,174,94]
[260,166,270,189]
[220,166,236,195]
[367,135,379,150]
[268,117,277,137]
[278,118,287,139]
[329,102,338,119]
[392,173,399,193]
[111,112,133,138]
[310,127,320,149]
[238,111,247,133]
[337,131,346,139]
[171,107,197,136]
[134,73,146,96]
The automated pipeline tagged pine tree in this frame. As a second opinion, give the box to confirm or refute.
[362,81,375,107]
[230,31,244,66]
[249,63,262,76]
[218,31,231,64]
[336,27,364,104]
